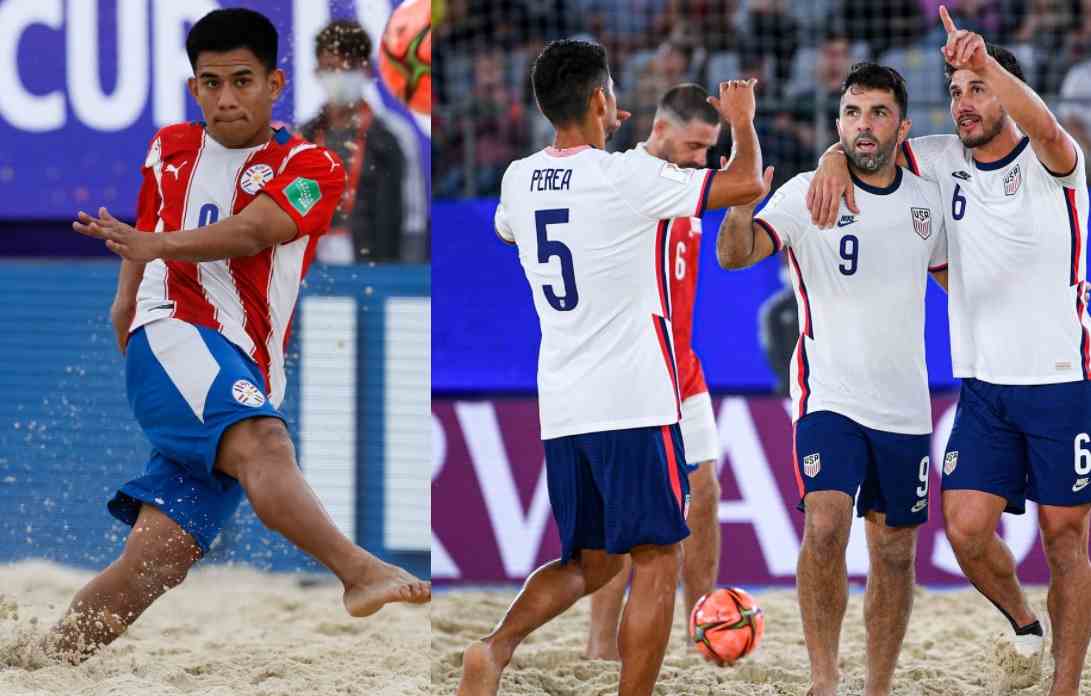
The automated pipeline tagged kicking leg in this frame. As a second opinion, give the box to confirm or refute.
[216,417,429,617]
[1038,504,1091,696]
[459,549,625,696]
[585,554,631,660]
[618,543,682,696]
[797,490,853,696]
[862,512,918,696]
[681,460,721,617]
[51,504,201,661]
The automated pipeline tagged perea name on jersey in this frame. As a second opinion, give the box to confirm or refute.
[756,166,948,435]
[131,123,346,408]
[495,143,714,440]
[903,135,1091,384]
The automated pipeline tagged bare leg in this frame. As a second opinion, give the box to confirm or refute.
[585,555,630,660]
[617,543,682,696]
[943,490,1036,628]
[216,417,429,617]
[458,549,625,696]
[862,511,918,696]
[51,505,201,661]
[1038,504,1091,696]
[797,490,853,696]
[682,460,721,617]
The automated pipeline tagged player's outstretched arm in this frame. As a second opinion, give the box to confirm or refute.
[110,260,145,353]
[717,165,776,269]
[705,80,766,209]
[74,196,298,263]
[939,4,1077,174]
[804,143,860,229]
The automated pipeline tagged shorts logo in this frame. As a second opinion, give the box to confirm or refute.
[803,453,821,478]
[284,177,322,216]
[944,451,959,476]
[911,499,928,513]
[683,493,692,520]
[240,163,274,195]
[1004,164,1022,196]
[232,379,266,408]
[1074,477,1089,493]
[911,207,932,240]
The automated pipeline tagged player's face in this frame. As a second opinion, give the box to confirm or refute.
[837,86,907,174]
[661,119,721,169]
[189,48,285,148]
[602,78,621,142]
[948,69,1006,149]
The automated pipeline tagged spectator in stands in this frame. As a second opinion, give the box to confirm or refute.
[1059,57,1091,178]
[301,20,407,263]
[578,0,672,62]
[835,0,924,58]
[664,0,742,53]
[619,35,696,150]
[1012,0,1076,93]
[738,0,799,97]
[788,30,852,152]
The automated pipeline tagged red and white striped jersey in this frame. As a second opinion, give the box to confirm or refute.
[666,216,709,400]
[130,123,346,408]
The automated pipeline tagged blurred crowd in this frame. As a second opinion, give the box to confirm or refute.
[435,0,1091,197]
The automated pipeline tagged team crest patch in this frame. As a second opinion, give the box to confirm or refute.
[240,163,274,195]
[803,453,821,478]
[232,379,266,408]
[911,207,932,240]
[284,177,321,216]
[944,451,959,475]
[1004,164,1022,196]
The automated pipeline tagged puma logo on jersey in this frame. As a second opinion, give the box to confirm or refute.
[164,160,189,180]
[911,499,927,513]
[837,214,856,227]
[951,170,971,180]
[323,151,341,172]
[1074,477,1089,493]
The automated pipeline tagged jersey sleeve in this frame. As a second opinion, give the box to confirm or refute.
[135,135,162,233]
[901,135,953,182]
[494,163,516,245]
[262,145,347,241]
[601,149,714,220]
[1038,136,1086,189]
[754,174,811,251]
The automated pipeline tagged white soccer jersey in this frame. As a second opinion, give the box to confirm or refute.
[903,135,1091,384]
[495,143,714,439]
[756,167,947,434]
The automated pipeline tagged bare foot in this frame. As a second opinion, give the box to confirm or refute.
[806,685,837,696]
[583,638,620,661]
[343,561,431,617]
[457,641,503,696]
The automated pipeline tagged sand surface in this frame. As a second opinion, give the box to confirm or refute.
[0,560,428,696]
[432,585,1084,696]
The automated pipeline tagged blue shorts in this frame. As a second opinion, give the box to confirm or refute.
[108,319,284,553]
[543,423,691,563]
[794,411,931,527]
[942,378,1091,513]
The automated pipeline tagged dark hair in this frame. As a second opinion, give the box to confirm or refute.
[315,19,373,65]
[186,8,279,73]
[658,83,719,126]
[531,39,611,127]
[841,62,909,119]
[944,43,1025,85]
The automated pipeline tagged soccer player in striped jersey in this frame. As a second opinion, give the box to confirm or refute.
[458,39,765,696]
[719,63,947,696]
[583,83,725,662]
[807,7,1091,693]
[59,7,429,661]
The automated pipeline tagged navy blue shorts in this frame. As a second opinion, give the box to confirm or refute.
[543,423,691,563]
[108,319,285,553]
[794,411,931,527]
[942,378,1091,513]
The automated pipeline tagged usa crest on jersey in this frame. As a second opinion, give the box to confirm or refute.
[910,207,932,240]
[1004,164,1022,196]
[803,452,821,478]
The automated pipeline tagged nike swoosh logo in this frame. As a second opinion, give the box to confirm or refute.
[911,499,927,513]
[837,219,855,227]
[1074,480,1089,492]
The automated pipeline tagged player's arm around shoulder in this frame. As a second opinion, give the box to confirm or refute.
[716,165,779,269]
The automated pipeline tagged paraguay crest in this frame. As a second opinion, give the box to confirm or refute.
[1004,164,1022,196]
[803,452,821,478]
[232,379,267,408]
[240,163,275,195]
[910,207,932,240]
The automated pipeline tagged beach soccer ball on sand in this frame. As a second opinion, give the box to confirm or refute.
[689,587,765,664]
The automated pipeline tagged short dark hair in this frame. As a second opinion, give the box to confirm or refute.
[531,39,611,127]
[944,43,1025,85]
[315,19,373,65]
[186,8,279,73]
[841,62,909,119]
[658,83,719,126]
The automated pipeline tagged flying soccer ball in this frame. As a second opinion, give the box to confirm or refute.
[378,0,431,115]
[689,587,765,665]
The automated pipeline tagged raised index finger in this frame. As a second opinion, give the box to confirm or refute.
[939,5,958,34]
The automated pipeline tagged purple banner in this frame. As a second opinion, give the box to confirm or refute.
[0,0,429,220]
[432,395,1054,586]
